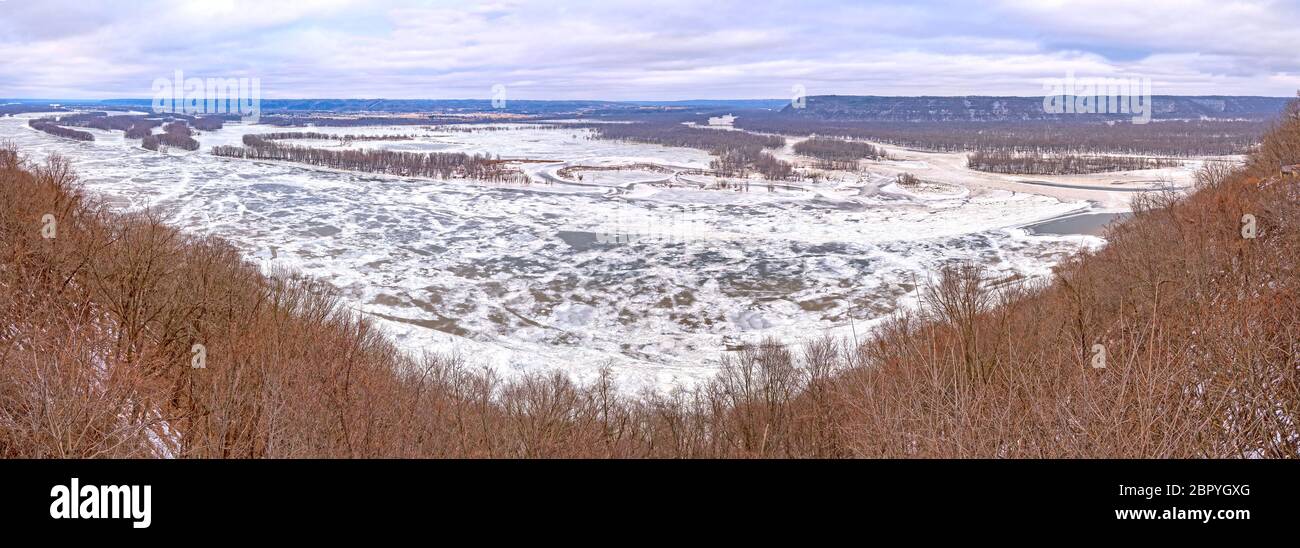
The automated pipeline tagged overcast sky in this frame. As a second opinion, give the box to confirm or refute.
[2,0,1298,100]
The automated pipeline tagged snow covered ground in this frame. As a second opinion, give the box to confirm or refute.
[2,112,1191,392]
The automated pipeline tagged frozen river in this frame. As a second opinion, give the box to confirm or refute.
[1,114,1102,390]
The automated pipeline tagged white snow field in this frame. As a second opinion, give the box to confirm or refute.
[4,113,1204,392]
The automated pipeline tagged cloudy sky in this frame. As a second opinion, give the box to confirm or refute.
[1,0,1298,100]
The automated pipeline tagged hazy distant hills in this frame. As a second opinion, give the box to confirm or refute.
[623,99,791,109]
[777,95,1293,122]
[6,95,1290,122]
[91,98,629,115]
[68,98,789,116]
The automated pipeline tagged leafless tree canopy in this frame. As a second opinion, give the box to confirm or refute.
[158,122,200,151]
[583,121,795,180]
[261,115,460,127]
[27,112,218,151]
[28,119,95,141]
[705,145,791,179]
[587,121,784,152]
[253,132,416,142]
[214,136,525,182]
[793,138,886,170]
[966,150,1183,175]
[736,116,1267,156]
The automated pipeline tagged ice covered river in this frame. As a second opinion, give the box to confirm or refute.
[2,114,1101,390]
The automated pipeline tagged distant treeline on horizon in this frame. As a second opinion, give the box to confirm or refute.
[4,95,1293,123]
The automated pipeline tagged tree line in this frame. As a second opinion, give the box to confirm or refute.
[966,151,1183,175]
[191,116,228,131]
[709,146,794,179]
[735,115,1267,156]
[27,111,219,151]
[585,121,784,152]
[59,112,159,136]
[583,121,795,180]
[143,122,200,151]
[28,119,94,141]
[254,132,416,142]
[1,104,68,116]
[260,115,468,127]
[214,137,525,182]
[792,138,886,170]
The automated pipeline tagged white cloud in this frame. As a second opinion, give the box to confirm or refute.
[0,0,1295,98]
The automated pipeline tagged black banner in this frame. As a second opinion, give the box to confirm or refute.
[1,459,1290,538]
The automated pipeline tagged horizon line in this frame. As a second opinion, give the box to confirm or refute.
[4,93,1297,103]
